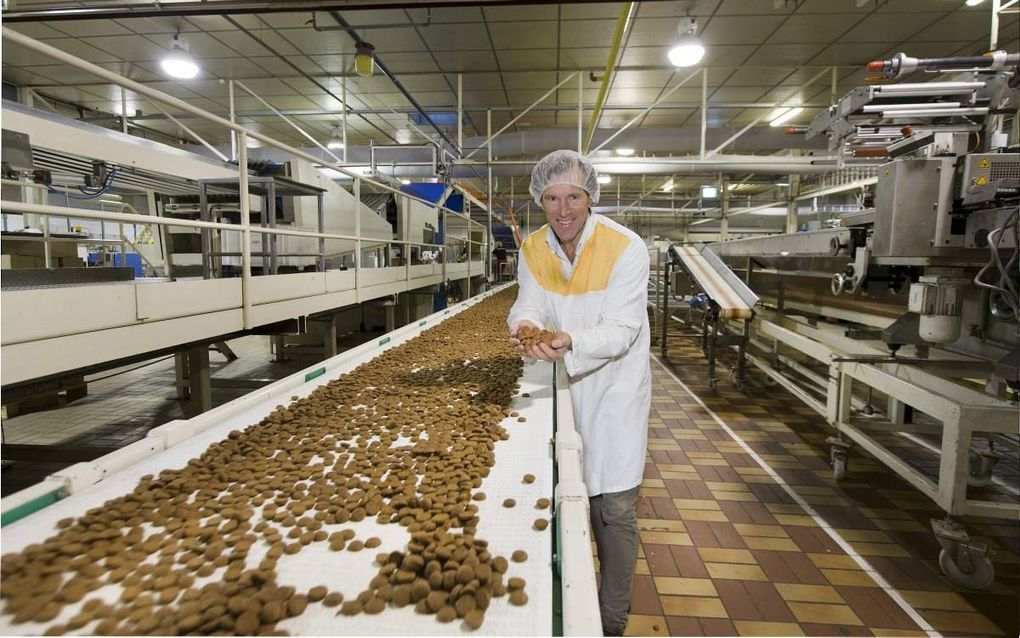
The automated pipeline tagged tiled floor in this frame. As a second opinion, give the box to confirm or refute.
[619,338,1019,637]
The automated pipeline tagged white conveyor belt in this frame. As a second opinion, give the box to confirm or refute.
[0,286,558,635]
[672,244,758,319]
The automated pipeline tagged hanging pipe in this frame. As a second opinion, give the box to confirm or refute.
[583,2,635,154]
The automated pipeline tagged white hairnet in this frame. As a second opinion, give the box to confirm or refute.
[529,149,600,206]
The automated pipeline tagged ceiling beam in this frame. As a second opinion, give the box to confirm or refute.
[2,0,677,22]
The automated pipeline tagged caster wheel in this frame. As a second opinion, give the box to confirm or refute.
[832,456,846,481]
[939,548,995,590]
[708,378,718,391]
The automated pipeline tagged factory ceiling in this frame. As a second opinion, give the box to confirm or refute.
[2,0,1017,217]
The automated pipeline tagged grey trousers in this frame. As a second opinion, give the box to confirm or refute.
[589,486,640,636]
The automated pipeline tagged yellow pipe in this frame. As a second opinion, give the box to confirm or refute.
[583,2,634,154]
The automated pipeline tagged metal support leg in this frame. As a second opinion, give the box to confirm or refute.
[211,340,238,361]
[325,313,339,359]
[187,345,211,413]
[174,351,190,400]
[272,335,288,363]
[384,299,396,333]
[660,261,670,358]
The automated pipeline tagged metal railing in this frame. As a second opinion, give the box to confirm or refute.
[1,27,492,328]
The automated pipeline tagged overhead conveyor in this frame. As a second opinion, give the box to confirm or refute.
[660,243,759,390]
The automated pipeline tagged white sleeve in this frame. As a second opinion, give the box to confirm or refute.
[563,240,648,377]
[507,248,549,330]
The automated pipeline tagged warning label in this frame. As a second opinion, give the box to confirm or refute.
[978,158,990,168]
[975,175,988,185]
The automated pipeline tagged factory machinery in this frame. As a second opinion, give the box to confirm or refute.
[662,52,1019,589]
[0,286,602,635]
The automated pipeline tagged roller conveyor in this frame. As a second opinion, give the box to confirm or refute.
[0,285,599,635]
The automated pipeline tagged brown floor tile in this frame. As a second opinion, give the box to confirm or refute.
[836,586,921,631]
[744,581,796,623]
[670,545,710,578]
[687,520,721,548]
[643,543,680,577]
[708,521,748,549]
[664,615,704,636]
[630,574,663,616]
[777,551,829,585]
[752,549,799,583]
[647,495,682,520]
[663,478,693,499]
[715,580,761,620]
[697,618,737,636]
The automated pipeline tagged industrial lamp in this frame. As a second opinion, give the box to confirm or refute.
[161,32,199,80]
[354,41,376,77]
[327,127,345,150]
[668,17,705,68]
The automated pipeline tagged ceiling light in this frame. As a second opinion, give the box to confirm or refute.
[615,147,635,156]
[598,175,612,185]
[769,107,803,127]
[775,181,789,187]
[400,179,411,185]
[668,17,705,68]
[965,0,985,5]
[661,179,674,192]
[701,184,718,199]
[354,41,375,77]
[327,127,344,150]
[160,33,199,80]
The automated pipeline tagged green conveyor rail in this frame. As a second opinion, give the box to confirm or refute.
[1,485,67,527]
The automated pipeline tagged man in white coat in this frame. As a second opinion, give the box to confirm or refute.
[507,149,651,636]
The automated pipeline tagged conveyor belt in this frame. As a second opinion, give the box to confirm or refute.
[0,287,560,635]
[671,244,758,319]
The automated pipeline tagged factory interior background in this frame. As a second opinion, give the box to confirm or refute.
[1,0,1018,636]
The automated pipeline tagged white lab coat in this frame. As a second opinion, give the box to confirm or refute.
[508,214,651,496]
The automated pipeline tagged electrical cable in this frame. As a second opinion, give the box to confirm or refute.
[85,354,176,384]
[48,167,120,200]
[974,207,1020,323]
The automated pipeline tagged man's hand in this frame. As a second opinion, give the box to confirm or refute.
[524,331,572,362]
[510,322,572,362]
[509,320,541,354]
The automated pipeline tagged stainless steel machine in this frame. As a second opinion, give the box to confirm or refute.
[707,52,1019,589]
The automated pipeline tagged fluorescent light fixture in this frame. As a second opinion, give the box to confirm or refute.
[326,127,345,150]
[726,182,742,191]
[160,33,199,80]
[668,17,705,68]
[965,0,985,5]
[597,175,612,185]
[701,184,719,199]
[400,179,411,185]
[775,181,789,187]
[615,147,635,156]
[661,179,674,192]
[354,41,375,77]
[769,107,803,127]
[245,136,262,149]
